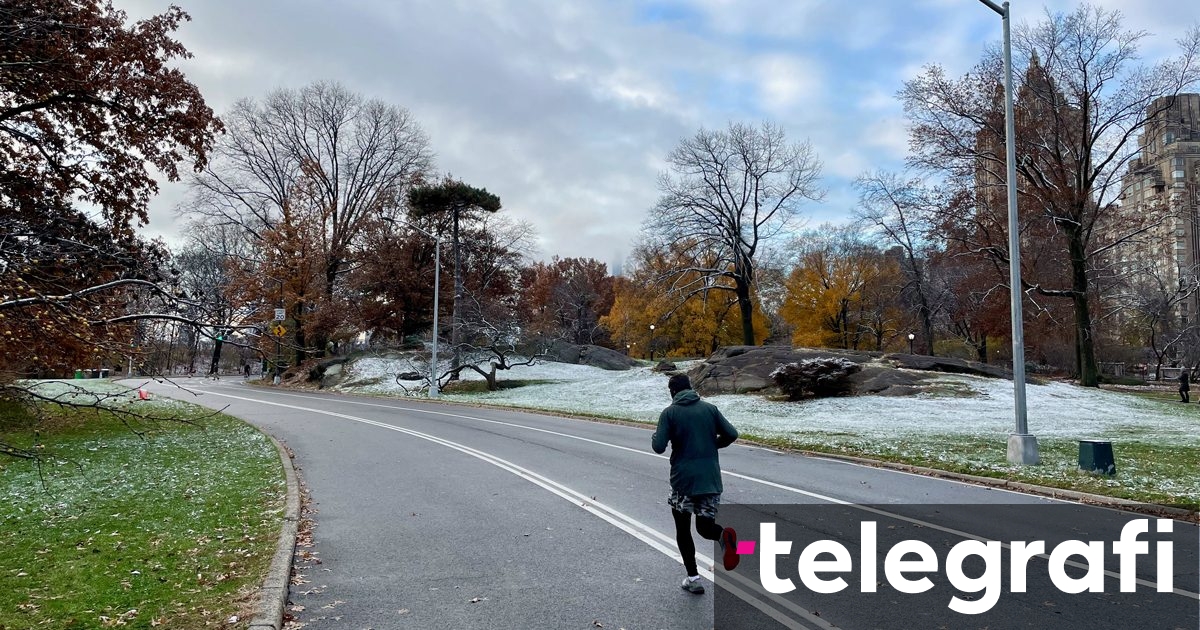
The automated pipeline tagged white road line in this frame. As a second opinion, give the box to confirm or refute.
[188,387,833,628]
[187,384,1200,600]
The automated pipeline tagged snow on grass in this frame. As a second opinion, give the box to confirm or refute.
[19,379,193,412]
[338,357,1200,446]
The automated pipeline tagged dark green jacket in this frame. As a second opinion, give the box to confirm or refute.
[651,389,738,496]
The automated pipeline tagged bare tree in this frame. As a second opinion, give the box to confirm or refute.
[173,220,256,375]
[1112,261,1200,380]
[903,5,1200,386]
[646,121,823,345]
[185,81,434,359]
[441,215,544,391]
[854,171,951,355]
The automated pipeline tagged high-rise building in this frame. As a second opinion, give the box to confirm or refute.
[1115,94,1200,326]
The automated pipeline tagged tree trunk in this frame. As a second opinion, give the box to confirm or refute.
[452,206,463,373]
[293,299,307,367]
[1067,230,1099,387]
[485,364,497,391]
[920,304,935,356]
[209,334,223,375]
[735,277,755,345]
[315,262,340,358]
[908,255,935,356]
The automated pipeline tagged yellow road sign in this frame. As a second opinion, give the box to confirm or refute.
[272,324,287,337]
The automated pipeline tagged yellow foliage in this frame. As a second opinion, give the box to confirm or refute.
[602,276,769,359]
[781,242,904,350]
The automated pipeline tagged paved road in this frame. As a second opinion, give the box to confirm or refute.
[136,378,1198,629]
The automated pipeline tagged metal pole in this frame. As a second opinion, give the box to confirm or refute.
[274,278,283,385]
[382,216,441,398]
[978,0,1038,464]
[430,237,440,398]
[1001,1,1038,464]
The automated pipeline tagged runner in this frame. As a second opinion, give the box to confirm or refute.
[651,373,740,595]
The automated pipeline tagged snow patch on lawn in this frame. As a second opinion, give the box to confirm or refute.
[335,357,1200,445]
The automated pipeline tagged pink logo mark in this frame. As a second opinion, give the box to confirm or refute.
[736,540,756,555]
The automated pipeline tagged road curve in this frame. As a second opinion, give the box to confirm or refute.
[134,378,1198,630]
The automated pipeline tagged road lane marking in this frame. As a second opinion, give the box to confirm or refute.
[185,387,830,628]
[184,384,1200,600]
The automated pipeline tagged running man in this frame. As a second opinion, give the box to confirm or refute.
[652,373,740,594]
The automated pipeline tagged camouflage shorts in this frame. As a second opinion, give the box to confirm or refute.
[668,491,721,519]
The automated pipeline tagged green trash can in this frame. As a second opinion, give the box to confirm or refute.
[1078,440,1116,475]
[74,369,83,379]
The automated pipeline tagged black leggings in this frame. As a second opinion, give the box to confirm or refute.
[673,509,723,577]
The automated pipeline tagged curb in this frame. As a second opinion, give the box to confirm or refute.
[247,436,301,630]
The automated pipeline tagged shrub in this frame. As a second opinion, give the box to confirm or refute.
[770,358,862,400]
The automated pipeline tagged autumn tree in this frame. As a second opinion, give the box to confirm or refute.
[645,121,823,345]
[902,5,1200,385]
[186,81,433,360]
[0,1,219,371]
[350,215,444,341]
[780,225,905,351]
[0,0,221,457]
[936,248,1010,363]
[601,241,767,359]
[519,257,616,346]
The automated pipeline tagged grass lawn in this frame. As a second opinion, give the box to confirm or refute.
[0,383,284,629]
[760,433,1200,509]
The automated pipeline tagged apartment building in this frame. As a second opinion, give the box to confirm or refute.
[1116,94,1200,326]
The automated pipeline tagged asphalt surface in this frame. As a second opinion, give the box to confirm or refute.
[134,378,1199,630]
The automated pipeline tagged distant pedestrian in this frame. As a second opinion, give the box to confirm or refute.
[1180,370,1190,403]
[652,374,740,595]
[243,362,251,379]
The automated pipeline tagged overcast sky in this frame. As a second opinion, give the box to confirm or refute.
[116,0,1196,270]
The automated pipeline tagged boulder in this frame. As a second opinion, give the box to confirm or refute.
[883,353,1010,379]
[544,341,583,365]
[653,360,677,372]
[849,366,932,394]
[689,346,878,395]
[545,341,638,370]
[309,356,350,389]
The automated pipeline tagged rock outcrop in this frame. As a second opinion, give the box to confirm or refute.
[544,341,639,370]
[688,346,1009,397]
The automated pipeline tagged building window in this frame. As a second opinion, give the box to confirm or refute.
[1165,131,1176,145]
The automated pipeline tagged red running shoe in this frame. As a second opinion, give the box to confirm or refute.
[721,527,739,571]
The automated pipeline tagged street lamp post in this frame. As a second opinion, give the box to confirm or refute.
[383,217,442,398]
[907,333,915,355]
[649,324,656,361]
[977,0,1038,465]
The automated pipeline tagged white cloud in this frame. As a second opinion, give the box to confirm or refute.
[753,55,826,115]
[108,0,1196,266]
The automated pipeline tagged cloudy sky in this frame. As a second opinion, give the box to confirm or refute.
[116,0,1196,269]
